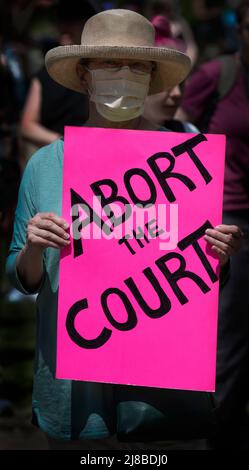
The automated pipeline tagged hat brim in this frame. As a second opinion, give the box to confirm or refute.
[45,45,191,95]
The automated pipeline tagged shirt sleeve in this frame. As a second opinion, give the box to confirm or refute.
[181,60,221,122]
[5,153,46,295]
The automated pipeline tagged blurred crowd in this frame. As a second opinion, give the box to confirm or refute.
[1,0,249,450]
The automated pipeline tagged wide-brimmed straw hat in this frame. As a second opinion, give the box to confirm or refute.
[45,9,191,95]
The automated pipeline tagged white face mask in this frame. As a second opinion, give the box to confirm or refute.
[86,66,151,122]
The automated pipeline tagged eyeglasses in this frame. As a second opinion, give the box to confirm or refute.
[79,59,156,75]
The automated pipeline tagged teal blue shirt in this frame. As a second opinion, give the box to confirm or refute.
[6,138,118,440]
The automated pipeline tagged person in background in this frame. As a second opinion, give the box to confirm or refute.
[144,83,198,133]
[20,1,97,166]
[176,0,249,449]
[152,14,186,51]
[146,0,198,66]
[0,36,21,292]
[144,16,198,133]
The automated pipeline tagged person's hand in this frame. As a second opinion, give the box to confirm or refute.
[26,212,70,251]
[204,224,243,267]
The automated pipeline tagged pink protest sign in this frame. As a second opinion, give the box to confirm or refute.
[57,126,226,392]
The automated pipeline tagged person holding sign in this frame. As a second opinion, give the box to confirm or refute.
[6,9,242,450]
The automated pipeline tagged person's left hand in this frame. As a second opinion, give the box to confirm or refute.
[204,224,243,267]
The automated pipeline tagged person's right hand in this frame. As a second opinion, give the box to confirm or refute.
[26,212,70,250]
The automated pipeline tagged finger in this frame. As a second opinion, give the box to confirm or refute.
[34,219,70,239]
[36,212,69,229]
[211,245,228,266]
[205,228,235,248]
[214,224,244,239]
[211,245,226,257]
[204,234,234,255]
[30,227,70,247]
[27,234,63,249]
